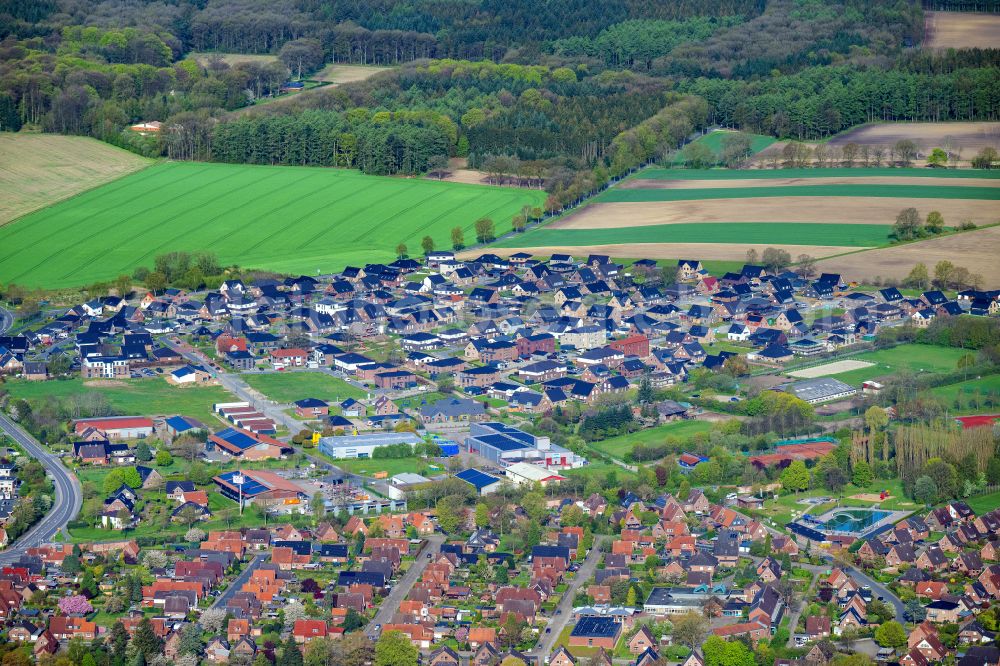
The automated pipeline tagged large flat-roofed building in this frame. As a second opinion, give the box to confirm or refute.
[213,469,309,510]
[779,377,857,404]
[318,432,422,459]
[465,422,585,469]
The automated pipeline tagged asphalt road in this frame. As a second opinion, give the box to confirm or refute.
[211,553,267,610]
[840,563,906,620]
[0,307,13,335]
[367,534,445,637]
[529,536,608,658]
[0,413,82,563]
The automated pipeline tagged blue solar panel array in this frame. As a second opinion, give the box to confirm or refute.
[477,433,529,452]
[570,616,619,638]
[216,427,258,451]
[217,471,268,497]
[456,468,500,490]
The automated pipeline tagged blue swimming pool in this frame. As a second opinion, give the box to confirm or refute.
[822,508,890,533]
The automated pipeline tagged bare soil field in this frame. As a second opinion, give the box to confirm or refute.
[925,11,1000,49]
[191,52,279,67]
[755,122,1000,167]
[0,133,151,225]
[827,122,1000,155]
[814,225,1000,282]
[621,176,1000,189]
[467,243,862,261]
[550,199,1000,229]
[439,169,492,185]
[788,360,875,379]
[313,64,391,83]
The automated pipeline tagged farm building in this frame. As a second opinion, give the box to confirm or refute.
[779,377,856,404]
[72,417,153,440]
[318,432,421,459]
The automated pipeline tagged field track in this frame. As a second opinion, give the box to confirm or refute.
[599,184,1000,202]
[924,11,1000,49]
[0,134,150,225]
[0,161,544,288]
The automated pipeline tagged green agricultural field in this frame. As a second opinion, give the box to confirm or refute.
[496,222,892,249]
[2,377,232,426]
[669,130,777,165]
[637,167,1000,180]
[0,161,546,288]
[589,420,713,459]
[598,184,1000,202]
[243,372,367,404]
[824,344,973,385]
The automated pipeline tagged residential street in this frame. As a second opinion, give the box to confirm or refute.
[211,553,267,610]
[0,413,82,563]
[529,536,608,658]
[366,534,446,637]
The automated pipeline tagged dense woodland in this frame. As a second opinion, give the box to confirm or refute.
[1,0,999,205]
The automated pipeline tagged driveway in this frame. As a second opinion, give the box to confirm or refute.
[366,534,446,636]
[0,413,82,563]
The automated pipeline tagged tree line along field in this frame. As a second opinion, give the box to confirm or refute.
[0,161,546,289]
[0,134,151,225]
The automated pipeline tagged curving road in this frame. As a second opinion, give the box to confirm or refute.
[0,306,12,335]
[0,413,82,563]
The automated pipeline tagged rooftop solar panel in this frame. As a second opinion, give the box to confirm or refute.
[455,468,500,489]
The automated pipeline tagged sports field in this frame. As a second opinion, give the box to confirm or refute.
[788,360,874,379]
[0,161,545,288]
[0,134,151,225]
[806,344,972,386]
[492,165,999,277]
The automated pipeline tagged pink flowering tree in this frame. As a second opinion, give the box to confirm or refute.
[58,595,94,616]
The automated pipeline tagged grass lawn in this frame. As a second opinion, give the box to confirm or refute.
[1,377,233,425]
[324,455,441,479]
[243,372,367,403]
[928,373,1000,411]
[0,160,546,288]
[636,167,1000,180]
[967,491,1000,515]
[598,183,1000,203]
[564,460,636,481]
[819,344,972,385]
[395,392,450,411]
[496,222,891,249]
[589,420,713,458]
